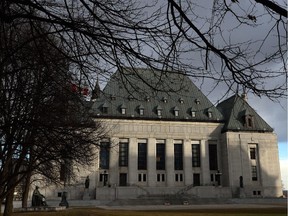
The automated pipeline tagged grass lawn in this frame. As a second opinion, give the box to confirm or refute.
[10,206,287,216]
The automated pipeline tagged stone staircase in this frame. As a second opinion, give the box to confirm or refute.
[107,194,232,206]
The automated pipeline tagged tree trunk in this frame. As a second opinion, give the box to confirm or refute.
[3,190,14,216]
[0,198,2,215]
[21,172,32,208]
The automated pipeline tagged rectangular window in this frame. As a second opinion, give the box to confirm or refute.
[143,174,147,182]
[119,142,129,167]
[156,143,165,170]
[250,147,256,160]
[174,144,183,170]
[138,142,147,170]
[157,173,165,182]
[193,173,200,186]
[121,108,126,115]
[192,144,201,167]
[138,173,147,182]
[209,143,218,170]
[60,163,66,182]
[100,142,110,169]
[175,110,179,116]
[191,111,196,117]
[157,173,160,182]
[119,173,127,186]
[102,107,108,113]
[175,173,183,182]
[251,166,258,181]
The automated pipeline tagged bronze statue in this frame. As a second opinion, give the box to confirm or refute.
[32,186,47,206]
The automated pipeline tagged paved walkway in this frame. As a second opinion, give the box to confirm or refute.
[2,198,287,213]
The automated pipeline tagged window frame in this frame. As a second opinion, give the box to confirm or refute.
[119,142,129,167]
[156,143,166,170]
[192,144,201,167]
[138,142,147,170]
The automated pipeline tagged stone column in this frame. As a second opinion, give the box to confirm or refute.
[183,139,193,185]
[147,138,156,187]
[166,139,174,187]
[109,137,119,186]
[128,138,138,185]
[201,139,210,185]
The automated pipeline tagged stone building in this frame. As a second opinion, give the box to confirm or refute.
[44,68,283,200]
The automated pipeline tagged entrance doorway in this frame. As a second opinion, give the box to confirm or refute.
[193,173,200,186]
[119,173,127,186]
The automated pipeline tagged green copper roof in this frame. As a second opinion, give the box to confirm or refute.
[217,94,273,132]
[90,68,224,122]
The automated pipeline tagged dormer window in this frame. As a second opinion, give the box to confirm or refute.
[110,95,116,100]
[243,110,254,128]
[122,108,126,115]
[208,111,213,118]
[162,97,167,103]
[120,104,127,115]
[207,109,213,118]
[174,106,179,117]
[145,96,150,102]
[245,115,254,128]
[156,105,162,116]
[179,98,184,104]
[195,99,200,104]
[128,95,134,101]
[102,102,108,114]
[138,105,144,116]
[191,110,196,118]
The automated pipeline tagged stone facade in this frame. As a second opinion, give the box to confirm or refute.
[221,132,282,197]
[36,69,282,200]
[39,119,282,200]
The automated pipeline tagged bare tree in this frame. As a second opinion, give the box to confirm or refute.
[0,0,286,99]
[166,0,287,99]
[0,1,287,214]
[0,19,107,215]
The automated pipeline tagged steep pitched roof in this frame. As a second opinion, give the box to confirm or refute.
[90,68,224,122]
[217,94,273,132]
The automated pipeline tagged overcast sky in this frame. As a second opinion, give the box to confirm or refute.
[161,0,288,189]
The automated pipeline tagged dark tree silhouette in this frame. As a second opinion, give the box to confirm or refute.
[0,20,107,215]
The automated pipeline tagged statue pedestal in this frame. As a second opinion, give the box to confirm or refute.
[82,189,90,200]
[239,188,246,198]
[59,192,69,208]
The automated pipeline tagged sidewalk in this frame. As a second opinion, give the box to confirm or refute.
[2,198,286,213]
